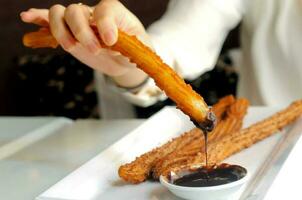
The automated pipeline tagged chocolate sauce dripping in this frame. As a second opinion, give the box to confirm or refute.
[191,110,217,167]
[204,132,208,167]
[170,111,247,188]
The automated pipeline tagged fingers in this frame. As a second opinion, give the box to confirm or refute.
[20,8,49,26]
[64,4,101,54]
[94,0,119,46]
[49,4,76,51]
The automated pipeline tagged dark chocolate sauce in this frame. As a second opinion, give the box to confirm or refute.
[193,111,217,133]
[204,132,208,166]
[191,110,217,167]
[176,111,246,188]
[172,164,246,187]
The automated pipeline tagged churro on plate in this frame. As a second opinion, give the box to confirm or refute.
[119,98,302,183]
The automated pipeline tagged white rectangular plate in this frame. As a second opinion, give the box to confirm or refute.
[37,106,302,200]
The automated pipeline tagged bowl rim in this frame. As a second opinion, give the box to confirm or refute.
[159,168,249,191]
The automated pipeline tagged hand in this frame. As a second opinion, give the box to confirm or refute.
[20,0,150,87]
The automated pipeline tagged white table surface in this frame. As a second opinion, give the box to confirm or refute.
[0,117,144,200]
[0,115,301,200]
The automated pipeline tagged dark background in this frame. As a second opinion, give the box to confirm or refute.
[0,0,239,116]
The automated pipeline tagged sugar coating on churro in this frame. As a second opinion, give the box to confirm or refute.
[120,99,302,182]
[168,100,302,175]
[118,95,236,183]
[153,98,249,179]
[118,128,202,183]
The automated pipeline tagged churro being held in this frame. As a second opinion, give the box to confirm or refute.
[23,27,215,131]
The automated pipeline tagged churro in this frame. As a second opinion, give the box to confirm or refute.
[23,27,213,129]
[118,95,236,183]
[152,98,249,179]
[167,100,302,175]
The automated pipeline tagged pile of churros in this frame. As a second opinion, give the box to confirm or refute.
[118,96,302,184]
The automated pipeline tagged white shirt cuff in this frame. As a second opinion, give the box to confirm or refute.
[122,78,167,107]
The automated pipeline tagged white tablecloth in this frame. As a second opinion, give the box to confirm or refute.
[0,117,143,200]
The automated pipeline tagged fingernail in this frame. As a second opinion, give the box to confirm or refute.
[103,30,116,46]
[20,12,27,19]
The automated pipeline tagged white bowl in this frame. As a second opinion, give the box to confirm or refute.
[160,168,249,200]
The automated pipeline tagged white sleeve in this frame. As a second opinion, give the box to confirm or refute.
[149,0,245,80]
[122,78,167,107]
[121,0,246,107]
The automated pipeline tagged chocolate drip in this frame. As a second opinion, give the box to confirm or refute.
[191,110,217,167]
[204,132,208,167]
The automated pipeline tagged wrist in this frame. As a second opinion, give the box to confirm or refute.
[112,67,148,88]
[105,68,149,93]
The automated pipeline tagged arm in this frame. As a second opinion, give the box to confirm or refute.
[148,0,246,80]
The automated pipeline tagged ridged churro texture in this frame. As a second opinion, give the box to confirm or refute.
[119,95,241,183]
[118,128,201,184]
[152,98,249,179]
[208,100,302,163]
[168,100,302,175]
[119,99,302,183]
[212,95,236,120]
[23,28,210,126]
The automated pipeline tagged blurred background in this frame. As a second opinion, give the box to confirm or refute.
[0,0,240,119]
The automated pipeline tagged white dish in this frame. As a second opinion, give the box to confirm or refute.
[160,167,249,200]
[36,106,302,200]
